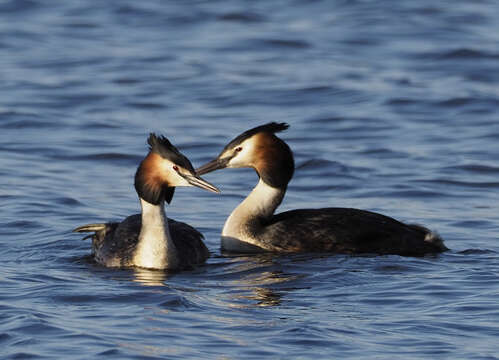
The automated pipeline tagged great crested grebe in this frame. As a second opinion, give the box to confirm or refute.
[196,122,448,256]
[73,133,220,270]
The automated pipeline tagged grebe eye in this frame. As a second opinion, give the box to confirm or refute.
[235,147,243,152]
[172,165,179,171]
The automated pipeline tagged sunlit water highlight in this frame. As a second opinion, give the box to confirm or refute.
[1,1,498,359]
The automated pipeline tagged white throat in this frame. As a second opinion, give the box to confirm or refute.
[221,179,284,251]
[133,198,179,269]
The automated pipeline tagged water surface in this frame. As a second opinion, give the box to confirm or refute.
[1,1,499,359]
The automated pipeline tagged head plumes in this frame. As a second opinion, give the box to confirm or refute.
[148,133,175,153]
[147,133,195,173]
[228,122,293,188]
[223,122,289,152]
[196,122,294,189]
[135,133,220,205]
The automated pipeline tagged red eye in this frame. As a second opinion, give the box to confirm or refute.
[235,147,243,152]
[172,165,179,171]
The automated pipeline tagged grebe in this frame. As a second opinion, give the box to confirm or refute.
[196,122,448,256]
[73,133,220,270]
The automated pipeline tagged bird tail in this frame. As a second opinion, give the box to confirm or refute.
[410,224,448,252]
[425,231,447,250]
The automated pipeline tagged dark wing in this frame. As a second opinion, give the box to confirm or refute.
[75,215,209,268]
[73,222,119,256]
[169,218,210,268]
[95,214,142,266]
[255,208,446,255]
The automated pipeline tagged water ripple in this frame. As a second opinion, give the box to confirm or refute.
[217,11,266,23]
[432,48,499,60]
[1,1,499,359]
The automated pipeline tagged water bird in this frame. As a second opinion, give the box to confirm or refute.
[73,134,220,270]
[196,122,448,256]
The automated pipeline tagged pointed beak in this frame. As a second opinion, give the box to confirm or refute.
[182,173,220,193]
[196,157,230,175]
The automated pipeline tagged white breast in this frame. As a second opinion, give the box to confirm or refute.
[133,198,179,269]
[221,179,284,251]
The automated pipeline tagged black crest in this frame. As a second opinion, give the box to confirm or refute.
[223,122,289,152]
[147,133,195,172]
[221,122,294,189]
[134,133,192,205]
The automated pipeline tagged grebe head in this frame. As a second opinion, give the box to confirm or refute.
[135,133,219,205]
[197,122,294,188]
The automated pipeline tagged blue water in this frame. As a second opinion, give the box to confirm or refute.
[1,1,499,359]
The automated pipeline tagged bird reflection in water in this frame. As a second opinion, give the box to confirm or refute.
[221,254,301,308]
[232,277,284,307]
[132,267,169,286]
[129,253,305,309]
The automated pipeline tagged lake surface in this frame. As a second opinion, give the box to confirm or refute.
[1,1,499,359]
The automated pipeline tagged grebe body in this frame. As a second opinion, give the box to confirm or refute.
[73,134,219,270]
[197,123,447,256]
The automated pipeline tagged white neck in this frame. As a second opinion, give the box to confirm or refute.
[222,179,285,251]
[133,198,179,269]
